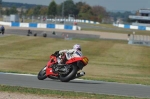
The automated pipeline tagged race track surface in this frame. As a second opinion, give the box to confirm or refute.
[0,73,150,98]
[4,26,128,40]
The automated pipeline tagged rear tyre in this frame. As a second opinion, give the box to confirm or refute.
[37,66,47,80]
[59,65,78,82]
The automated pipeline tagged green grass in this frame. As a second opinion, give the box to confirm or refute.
[82,28,150,35]
[0,85,148,99]
[0,35,150,85]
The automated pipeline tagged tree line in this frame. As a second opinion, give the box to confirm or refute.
[1,0,109,22]
[1,0,135,23]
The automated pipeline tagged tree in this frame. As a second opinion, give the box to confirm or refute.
[47,0,57,16]
[57,4,62,16]
[33,6,41,16]
[64,0,76,16]
[26,8,34,16]
[20,7,25,18]
[75,1,86,10]
[57,0,76,18]
[5,8,10,15]
[108,11,135,22]
[92,5,108,22]
[74,1,86,18]
[78,4,93,20]
[40,7,48,15]
[9,6,18,14]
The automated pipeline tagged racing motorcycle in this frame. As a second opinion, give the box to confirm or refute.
[37,52,89,82]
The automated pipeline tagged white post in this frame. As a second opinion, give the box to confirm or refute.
[133,31,135,42]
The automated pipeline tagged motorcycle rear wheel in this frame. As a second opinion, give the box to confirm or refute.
[59,64,78,82]
[37,66,47,80]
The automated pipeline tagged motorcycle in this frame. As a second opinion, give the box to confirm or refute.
[37,53,89,82]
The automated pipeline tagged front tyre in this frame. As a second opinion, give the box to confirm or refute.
[59,65,78,82]
[37,66,47,80]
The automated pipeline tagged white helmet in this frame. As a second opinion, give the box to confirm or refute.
[73,44,81,51]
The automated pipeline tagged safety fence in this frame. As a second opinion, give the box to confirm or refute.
[113,23,150,31]
[0,21,81,30]
[46,19,100,24]
[128,33,150,46]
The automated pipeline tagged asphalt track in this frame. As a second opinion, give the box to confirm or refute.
[5,28,100,39]
[0,72,150,98]
[4,26,128,40]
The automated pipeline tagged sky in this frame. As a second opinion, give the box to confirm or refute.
[2,0,150,11]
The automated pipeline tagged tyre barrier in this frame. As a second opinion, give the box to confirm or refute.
[27,34,30,36]
[113,23,150,31]
[43,33,47,37]
[52,31,56,35]
[34,33,37,36]
[27,30,48,38]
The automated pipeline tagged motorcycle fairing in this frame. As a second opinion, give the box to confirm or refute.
[45,56,88,77]
[46,55,58,76]
[47,55,57,67]
[66,57,88,65]
[46,67,58,76]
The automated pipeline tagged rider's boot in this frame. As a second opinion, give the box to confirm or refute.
[76,71,85,78]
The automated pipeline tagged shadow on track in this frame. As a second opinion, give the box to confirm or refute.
[44,78,104,85]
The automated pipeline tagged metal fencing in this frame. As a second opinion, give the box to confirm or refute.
[128,33,150,46]
[2,15,99,25]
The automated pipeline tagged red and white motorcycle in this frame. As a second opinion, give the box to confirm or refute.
[37,53,89,82]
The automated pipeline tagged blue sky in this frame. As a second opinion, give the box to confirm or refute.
[3,0,150,11]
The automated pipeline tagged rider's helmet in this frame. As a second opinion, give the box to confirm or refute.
[73,44,81,51]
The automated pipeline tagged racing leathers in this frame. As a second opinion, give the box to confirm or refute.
[58,49,83,64]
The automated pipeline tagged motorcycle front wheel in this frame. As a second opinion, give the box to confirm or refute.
[59,64,78,82]
[37,66,47,80]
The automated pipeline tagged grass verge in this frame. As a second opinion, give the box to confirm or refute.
[78,23,150,35]
[0,85,148,99]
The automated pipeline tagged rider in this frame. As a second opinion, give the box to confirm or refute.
[52,44,85,77]
[58,44,82,64]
